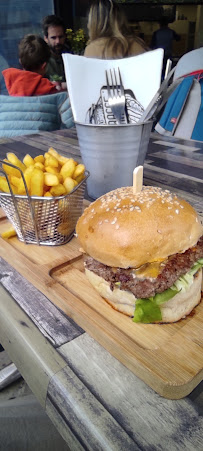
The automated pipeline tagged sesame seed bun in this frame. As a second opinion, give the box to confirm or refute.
[85,267,202,323]
[76,186,203,269]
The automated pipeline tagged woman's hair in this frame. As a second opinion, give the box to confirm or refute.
[19,34,51,71]
[87,0,146,58]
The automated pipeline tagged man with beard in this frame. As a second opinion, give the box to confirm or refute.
[42,15,71,89]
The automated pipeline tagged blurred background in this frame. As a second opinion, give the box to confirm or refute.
[0,0,203,70]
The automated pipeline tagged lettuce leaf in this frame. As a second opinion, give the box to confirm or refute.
[133,259,203,323]
[133,299,162,323]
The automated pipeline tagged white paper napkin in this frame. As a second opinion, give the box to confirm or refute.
[62,49,164,123]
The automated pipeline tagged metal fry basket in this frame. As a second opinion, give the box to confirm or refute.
[0,159,89,246]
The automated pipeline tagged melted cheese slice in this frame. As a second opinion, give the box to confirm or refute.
[132,259,166,279]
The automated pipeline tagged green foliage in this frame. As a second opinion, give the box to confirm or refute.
[50,75,63,82]
[66,28,87,55]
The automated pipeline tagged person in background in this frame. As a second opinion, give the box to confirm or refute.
[84,0,148,59]
[42,15,70,88]
[2,34,59,96]
[0,34,74,137]
[151,19,180,77]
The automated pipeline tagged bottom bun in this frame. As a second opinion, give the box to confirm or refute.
[85,268,202,323]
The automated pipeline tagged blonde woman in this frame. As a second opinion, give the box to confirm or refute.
[84,0,148,59]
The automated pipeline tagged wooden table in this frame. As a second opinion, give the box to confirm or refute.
[0,129,202,450]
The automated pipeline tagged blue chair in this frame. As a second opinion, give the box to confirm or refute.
[0,91,74,138]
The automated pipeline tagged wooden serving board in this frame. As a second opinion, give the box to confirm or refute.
[0,209,202,399]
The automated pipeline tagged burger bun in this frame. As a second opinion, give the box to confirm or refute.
[76,186,203,269]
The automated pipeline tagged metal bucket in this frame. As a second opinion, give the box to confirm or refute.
[76,121,152,199]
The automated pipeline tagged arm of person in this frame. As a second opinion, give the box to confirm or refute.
[173,30,181,42]
[61,82,67,90]
[51,81,67,91]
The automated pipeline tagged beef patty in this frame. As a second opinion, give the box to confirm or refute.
[84,236,203,299]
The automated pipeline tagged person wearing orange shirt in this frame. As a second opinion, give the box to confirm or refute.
[3,34,59,96]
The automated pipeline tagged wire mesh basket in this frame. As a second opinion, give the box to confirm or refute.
[0,159,89,246]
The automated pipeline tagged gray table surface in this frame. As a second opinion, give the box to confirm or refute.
[0,129,202,450]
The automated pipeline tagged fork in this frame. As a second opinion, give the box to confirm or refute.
[105,68,126,124]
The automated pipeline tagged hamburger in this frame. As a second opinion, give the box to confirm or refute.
[76,186,203,323]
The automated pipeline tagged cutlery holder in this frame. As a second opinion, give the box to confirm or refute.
[76,121,152,199]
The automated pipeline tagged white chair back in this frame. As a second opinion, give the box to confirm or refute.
[62,50,164,123]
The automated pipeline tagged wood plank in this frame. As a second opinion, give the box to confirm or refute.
[152,150,203,167]
[0,134,81,162]
[143,165,203,201]
[58,334,203,451]
[0,284,67,407]
[0,217,202,399]
[46,366,136,450]
[0,258,84,347]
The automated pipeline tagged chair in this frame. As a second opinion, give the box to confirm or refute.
[0,92,74,138]
[62,50,164,124]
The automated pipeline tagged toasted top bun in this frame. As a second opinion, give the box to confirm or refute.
[76,186,203,269]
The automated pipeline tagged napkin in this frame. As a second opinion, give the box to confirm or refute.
[62,49,164,123]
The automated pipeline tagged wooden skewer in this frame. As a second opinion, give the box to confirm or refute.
[133,166,143,194]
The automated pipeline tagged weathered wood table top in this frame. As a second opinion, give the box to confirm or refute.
[0,129,202,450]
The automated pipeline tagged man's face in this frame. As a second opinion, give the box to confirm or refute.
[45,25,66,54]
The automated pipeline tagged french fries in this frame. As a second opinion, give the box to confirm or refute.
[45,155,59,168]
[23,154,35,167]
[50,184,66,196]
[7,153,25,173]
[2,159,21,178]
[63,177,76,194]
[73,163,85,180]
[0,148,86,197]
[17,166,35,194]
[44,172,59,187]
[34,155,44,164]
[1,225,17,239]
[60,158,76,179]
[30,169,44,196]
[0,176,18,194]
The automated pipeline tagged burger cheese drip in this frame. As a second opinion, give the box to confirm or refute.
[132,260,166,280]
